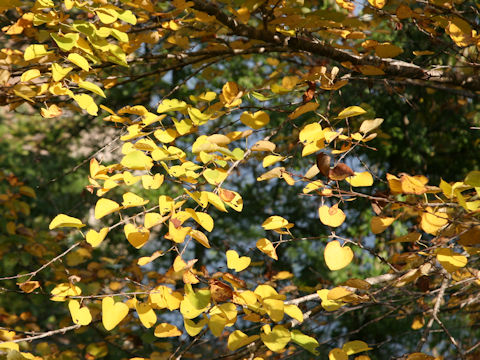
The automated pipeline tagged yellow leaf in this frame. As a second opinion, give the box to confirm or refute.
[74,94,98,115]
[240,111,270,129]
[206,191,227,212]
[227,330,260,351]
[21,69,40,82]
[222,81,241,105]
[420,207,448,235]
[95,198,121,219]
[368,0,386,9]
[79,80,106,98]
[157,98,188,113]
[324,240,353,271]
[68,300,92,326]
[118,9,137,25]
[327,287,353,300]
[102,296,129,331]
[51,283,81,301]
[337,106,366,119]
[251,140,276,152]
[154,322,182,337]
[346,171,373,187]
[208,313,228,337]
[411,316,425,330]
[122,192,149,208]
[284,304,303,323]
[260,325,290,353]
[317,289,344,311]
[184,317,207,336]
[329,348,348,360]
[262,215,289,230]
[318,204,346,227]
[68,53,90,71]
[370,216,395,234]
[256,238,278,260]
[137,250,164,266]
[86,227,109,247]
[288,102,319,120]
[124,224,150,249]
[51,64,73,82]
[24,44,52,61]
[359,118,383,133]
[203,168,228,186]
[263,155,284,168]
[342,340,372,355]
[190,229,210,248]
[121,150,153,170]
[375,43,403,58]
[226,250,251,272]
[436,248,467,273]
[185,209,214,232]
[142,174,164,189]
[135,301,157,328]
[41,104,63,118]
[49,214,85,229]
[96,7,118,24]
[51,32,79,51]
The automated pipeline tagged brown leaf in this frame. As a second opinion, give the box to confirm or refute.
[17,281,40,293]
[302,81,316,103]
[209,279,233,303]
[219,188,235,202]
[316,152,331,177]
[222,272,247,289]
[329,163,355,181]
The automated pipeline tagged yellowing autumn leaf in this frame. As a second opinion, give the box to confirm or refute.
[153,323,182,337]
[41,104,63,118]
[346,171,373,187]
[135,301,157,328]
[226,250,251,272]
[375,43,403,58]
[368,0,386,9]
[86,227,109,247]
[324,240,354,271]
[260,325,290,353]
[359,118,384,133]
[420,207,448,235]
[228,330,260,351]
[68,53,90,71]
[24,44,52,61]
[262,215,289,230]
[256,238,278,260]
[329,348,348,360]
[21,69,40,82]
[95,198,121,219]
[68,300,92,326]
[124,224,150,249]
[289,102,319,120]
[51,283,81,301]
[371,216,395,234]
[240,111,270,130]
[436,248,467,273]
[342,340,372,355]
[49,214,85,229]
[336,106,366,119]
[102,296,129,331]
[318,204,346,227]
[121,150,153,170]
[122,192,149,208]
[184,317,208,336]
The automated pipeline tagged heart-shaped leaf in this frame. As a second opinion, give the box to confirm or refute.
[324,240,353,271]
[226,250,251,272]
[102,296,129,331]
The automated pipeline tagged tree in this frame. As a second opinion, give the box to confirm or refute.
[1,0,480,359]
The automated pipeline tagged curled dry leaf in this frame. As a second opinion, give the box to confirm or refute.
[329,163,355,181]
[316,152,331,177]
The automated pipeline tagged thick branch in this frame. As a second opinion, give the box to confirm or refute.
[190,0,480,92]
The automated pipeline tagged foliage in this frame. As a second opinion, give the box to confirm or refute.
[1,0,480,360]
